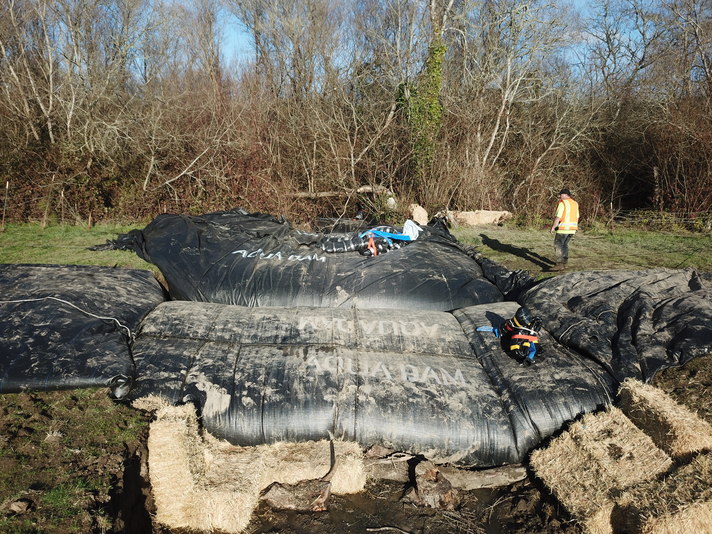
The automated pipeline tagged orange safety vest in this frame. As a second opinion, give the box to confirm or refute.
[555,198,579,233]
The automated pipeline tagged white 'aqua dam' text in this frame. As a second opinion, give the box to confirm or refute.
[305,355,468,386]
[298,317,441,337]
[231,248,326,262]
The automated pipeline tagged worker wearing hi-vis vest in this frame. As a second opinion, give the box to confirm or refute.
[550,188,579,271]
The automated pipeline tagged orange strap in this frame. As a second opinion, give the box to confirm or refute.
[512,334,538,342]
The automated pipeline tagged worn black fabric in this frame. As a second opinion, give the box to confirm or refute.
[473,252,537,301]
[0,264,166,398]
[2,224,710,468]
[520,268,712,382]
[129,300,613,467]
[98,209,503,311]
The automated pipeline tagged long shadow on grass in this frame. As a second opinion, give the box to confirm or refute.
[479,234,556,270]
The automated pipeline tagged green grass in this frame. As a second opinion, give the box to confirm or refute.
[2,221,709,277]
[42,482,86,518]
[0,222,157,274]
[454,225,712,277]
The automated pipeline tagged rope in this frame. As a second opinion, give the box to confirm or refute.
[558,319,587,341]
[552,318,615,405]
[0,296,134,341]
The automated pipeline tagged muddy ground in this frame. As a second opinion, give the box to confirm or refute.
[1,353,710,534]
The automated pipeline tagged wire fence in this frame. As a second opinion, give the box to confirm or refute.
[610,210,712,231]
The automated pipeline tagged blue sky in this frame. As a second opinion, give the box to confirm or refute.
[219,0,595,66]
[221,7,252,65]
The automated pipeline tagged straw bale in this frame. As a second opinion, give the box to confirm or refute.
[567,407,673,488]
[642,501,712,534]
[618,379,712,460]
[148,403,366,533]
[530,428,614,520]
[582,503,615,534]
[131,394,170,412]
[201,431,366,495]
[530,407,672,525]
[147,403,206,529]
[610,452,712,534]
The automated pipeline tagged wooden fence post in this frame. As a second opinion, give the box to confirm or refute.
[1,180,8,232]
[42,175,55,229]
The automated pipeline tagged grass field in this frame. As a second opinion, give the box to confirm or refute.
[454,224,712,276]
[1,221,710,275]
[0,223,158,273]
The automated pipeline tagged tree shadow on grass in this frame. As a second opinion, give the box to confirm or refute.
[479,233,556,271]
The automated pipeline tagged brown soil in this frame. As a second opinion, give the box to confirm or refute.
[0,389,153,533]
[1,356,710,534]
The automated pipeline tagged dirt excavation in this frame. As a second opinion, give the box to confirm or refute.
[0,353,708,534]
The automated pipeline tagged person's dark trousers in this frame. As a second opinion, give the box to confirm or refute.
[554,233,574,268]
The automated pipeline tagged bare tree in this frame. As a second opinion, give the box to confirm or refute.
[425,0,586,213]
[0,0,56,144]
[224,0,344,97]
[1,0,709,223]
[658,0,712,98]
